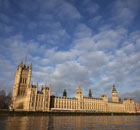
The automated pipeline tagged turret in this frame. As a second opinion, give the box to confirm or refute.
[63,89,67,97]
[42,84,50,94]
[112,84,119,102]
[88,89,92,98]
[18,60,23,68]
[27,63,32,88]
[36,82,38,89]
[101,94,108,102]
[76,81,83,100]
[12,61,23,98]
[29,63,32,69]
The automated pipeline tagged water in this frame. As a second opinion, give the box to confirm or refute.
[0,115,140,130]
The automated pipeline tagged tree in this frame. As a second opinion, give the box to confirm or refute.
[0,90,12,109]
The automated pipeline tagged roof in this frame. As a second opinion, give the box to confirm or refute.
[108,101,123,104]
[83,97,102,100]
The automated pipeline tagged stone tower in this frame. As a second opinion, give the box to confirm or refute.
[76,81,83,100]
[112,84,119,102]
[12,61,32,100]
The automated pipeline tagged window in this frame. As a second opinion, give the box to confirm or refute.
[25,79,27,84]
[20,77,22,83]
[32,101,34,107]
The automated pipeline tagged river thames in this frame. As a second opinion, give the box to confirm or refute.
[0,115,140,130]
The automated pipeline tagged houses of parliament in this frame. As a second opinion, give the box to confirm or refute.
[10,61,137,113]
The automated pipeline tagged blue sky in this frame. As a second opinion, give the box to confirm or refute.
[0,0,140,101]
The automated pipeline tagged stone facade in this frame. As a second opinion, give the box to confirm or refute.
[51,82,136,113]
[10,62,136,113]
[10,61,50,111]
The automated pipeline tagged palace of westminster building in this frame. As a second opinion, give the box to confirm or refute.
[10,61,137,113]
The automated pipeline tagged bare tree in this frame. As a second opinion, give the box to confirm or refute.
[0,90,12,109]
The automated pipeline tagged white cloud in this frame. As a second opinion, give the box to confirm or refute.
[86,3,99,14]
[112,0,140,24]
[38,28,70,45]
[81,0,99,15]
[0,25,140,101]
[57,2,81,20]
[38,0,81,20]
[136,39,140,49]
[74,24,93,38]
[0,0,140,102]
[89,15,102,25]
[121,44,135,54]
[120,88,140,102]
[94,28,127,51]
[74,37,95,52]
[0,22,14,33]
[78,51,108,76]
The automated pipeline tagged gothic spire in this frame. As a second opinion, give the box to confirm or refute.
[63,89,67,97]
[19,60,23,67]
[88,89,92,98]
[78,81,81,89]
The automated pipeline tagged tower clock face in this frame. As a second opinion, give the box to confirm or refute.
[113,93,117,96]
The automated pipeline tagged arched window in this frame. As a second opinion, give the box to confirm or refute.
[23,78,24,84]
[20,77,22,83]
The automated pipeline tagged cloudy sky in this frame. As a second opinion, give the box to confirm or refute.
[0,0,140,101]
